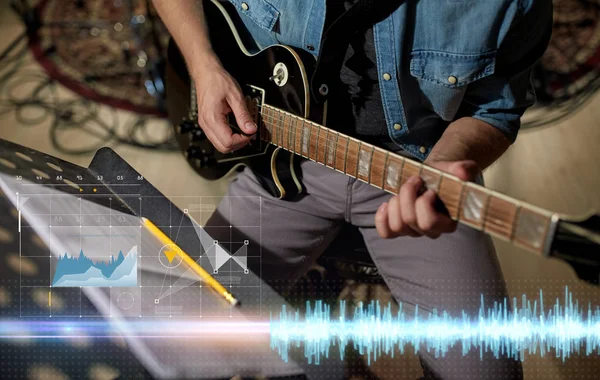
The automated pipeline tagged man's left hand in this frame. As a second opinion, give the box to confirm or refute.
[375,160,479,239]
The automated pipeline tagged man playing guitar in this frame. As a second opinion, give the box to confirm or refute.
[153,0,553,378]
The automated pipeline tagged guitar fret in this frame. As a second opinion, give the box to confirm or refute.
[346,139,359,176]
[456,182,467,220]
[334,132,341,170]
[317,127,325,164]
[357,144,373,183]
[401,160,420,186]
[324,128,330,164]
[482,192,493,228]
[370,149,386,189]
[292,115,298,154]
[276,110,282,147]
[382,152,390,189]
[265,108,270,142]
[315,125,320,162]
[280,114,289,149]
[421,166,442,192]
[281,111,286,147]
[307,123,312,158]
[483,195,518,240]
[287,115,296,152]
[262,107,268,142]
[267,108,272,142]
[344,137,350,173]
[335,135,347,172]
[383,156,404,193]
[368,146,375,184]
[323,129,328,165]
[288,114,294,150]
[260,109,266,141]
[437,175,462,219]
[437,175,445,203]
[295,116,301,153]
[460,185,489,229]
[327,131,336,167]
[397,158,406,191]
[301,120,309,157]
[310,124,319,161]
[283,112,289,148]
[356,141,362,178]
[277,112,282,146]
[298,119,303,155]
[324,129,330,166]
[311,124,319,161]
[274,109,280,146]
[510,205,521,241]
[283,113,288,148]
[307,122,312,159]
[264,111,269,142]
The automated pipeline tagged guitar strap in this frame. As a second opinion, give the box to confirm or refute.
[311,0,406,104]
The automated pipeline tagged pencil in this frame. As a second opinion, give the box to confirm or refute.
[141,217,239,307]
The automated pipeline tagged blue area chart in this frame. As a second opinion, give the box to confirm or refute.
[270,287,600,365]
[52,246,137,287]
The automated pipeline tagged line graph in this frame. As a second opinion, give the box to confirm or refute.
[52,246,137,287]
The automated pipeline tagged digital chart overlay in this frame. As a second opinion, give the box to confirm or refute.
[52,246,138,287]
[4,173,263,318]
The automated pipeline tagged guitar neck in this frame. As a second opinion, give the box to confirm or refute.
[259,104,559,256]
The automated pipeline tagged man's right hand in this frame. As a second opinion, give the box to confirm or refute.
[194,60,257,153]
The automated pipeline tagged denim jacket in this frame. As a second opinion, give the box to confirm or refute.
[222,0,552,161]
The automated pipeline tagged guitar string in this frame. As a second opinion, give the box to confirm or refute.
[246,106,521,225]
[254,116,524,237]
[194,105,538,236]
[259,106,522,236]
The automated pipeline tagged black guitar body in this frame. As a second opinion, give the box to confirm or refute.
[165,0,325,200]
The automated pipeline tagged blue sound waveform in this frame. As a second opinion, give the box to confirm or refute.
[270,287,600,365]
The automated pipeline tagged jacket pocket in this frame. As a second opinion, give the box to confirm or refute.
[409,50,496,121]
[227,0,280,31]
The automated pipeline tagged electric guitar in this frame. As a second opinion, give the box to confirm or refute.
[165,0,600,284]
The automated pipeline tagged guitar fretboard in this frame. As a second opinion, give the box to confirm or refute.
[259,104,557,256]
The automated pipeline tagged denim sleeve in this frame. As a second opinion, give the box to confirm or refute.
[456,0,553,142]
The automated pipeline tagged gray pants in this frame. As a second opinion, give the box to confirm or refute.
[206,159,523,380]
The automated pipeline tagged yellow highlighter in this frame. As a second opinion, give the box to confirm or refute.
[142,217,239,307]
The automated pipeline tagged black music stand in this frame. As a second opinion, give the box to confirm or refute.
[0,138,346,380]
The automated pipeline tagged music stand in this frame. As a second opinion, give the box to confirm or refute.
[0,138,345,379]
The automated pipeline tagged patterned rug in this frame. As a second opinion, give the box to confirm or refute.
[27,0,600,114]
[30,0,170,116]
[539,0,600,100]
